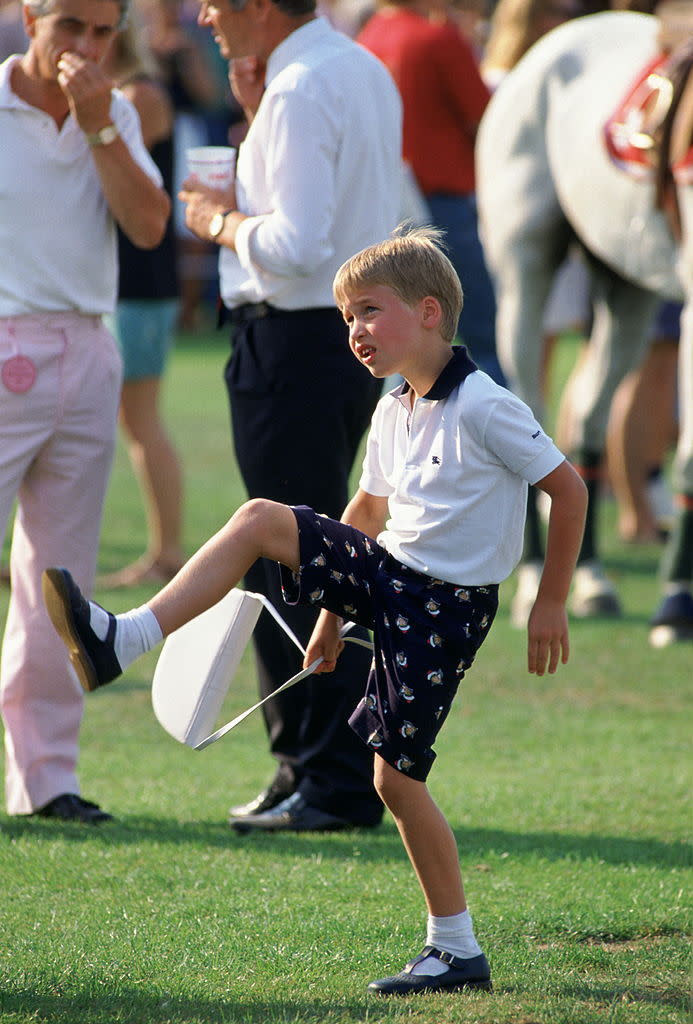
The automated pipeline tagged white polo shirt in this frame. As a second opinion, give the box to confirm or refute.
[219,17,402,310]
[360,347,565,586]
[0,55,162,317]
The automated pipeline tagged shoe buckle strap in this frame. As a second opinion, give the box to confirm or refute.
[405,945,465,973]
[429,946,464,967]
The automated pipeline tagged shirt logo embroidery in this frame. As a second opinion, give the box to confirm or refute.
[432,455,441,464]
[532,430,541,439]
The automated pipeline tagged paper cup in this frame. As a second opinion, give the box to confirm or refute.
[186,146,237,189]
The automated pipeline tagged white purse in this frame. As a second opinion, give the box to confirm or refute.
[151,588,372,750]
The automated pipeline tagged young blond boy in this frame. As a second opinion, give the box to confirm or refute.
[43,226,587,995]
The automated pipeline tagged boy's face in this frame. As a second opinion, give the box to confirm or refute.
[340,283,430,380]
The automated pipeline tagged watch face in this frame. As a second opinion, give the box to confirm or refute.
[100,125,118,144]
[209,213,225,238]
[87,123,119,147]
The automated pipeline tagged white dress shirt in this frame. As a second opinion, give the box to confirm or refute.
[0,55,162,317]
[219,17,402,311]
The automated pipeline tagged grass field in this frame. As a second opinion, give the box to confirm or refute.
[0,328,690,1024]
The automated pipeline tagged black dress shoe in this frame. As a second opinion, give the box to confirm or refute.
[368,946,492,996]
[35,793,114,824]
[229,778,295,819]
[42,568,122,692]
[230,792,356,834]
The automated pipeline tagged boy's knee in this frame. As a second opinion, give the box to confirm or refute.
[235,497,281,529]
[227,499,273,542]
[240,497,272,515]
[230,499,300,568]
[373,755,415,814]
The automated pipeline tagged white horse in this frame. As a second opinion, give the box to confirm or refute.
[476,9,693,640]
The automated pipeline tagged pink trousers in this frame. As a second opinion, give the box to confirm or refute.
[0,312,122,814]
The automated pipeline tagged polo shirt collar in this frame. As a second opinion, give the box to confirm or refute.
[0,55,69,123]
[266,16,329,86]
[0,55,23,109]
[393,346,478,402]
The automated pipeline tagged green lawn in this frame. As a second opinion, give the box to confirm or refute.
[0,330,690,1024]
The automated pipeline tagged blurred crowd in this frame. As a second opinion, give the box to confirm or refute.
[0,0,658,331]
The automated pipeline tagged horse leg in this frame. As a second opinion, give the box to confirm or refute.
[495,232,570,419]
[650,296,693,644]
[606,331,678,543]
[492,231,569,626]
[568,262,660,616]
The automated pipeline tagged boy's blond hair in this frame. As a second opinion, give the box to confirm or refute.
[333,225,464,343]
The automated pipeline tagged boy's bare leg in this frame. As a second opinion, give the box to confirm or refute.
[368,754,491,992]
[149,499,301,636]
[42,500,302,691]
[374,755,466,916]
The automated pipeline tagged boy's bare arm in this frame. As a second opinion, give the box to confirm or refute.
[341,488,389,541]
[304,489,388,673]
[528,460,588,676]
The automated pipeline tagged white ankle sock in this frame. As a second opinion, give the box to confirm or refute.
[89,603,163,671]
[410,910,483,977]
[89,602,112,641]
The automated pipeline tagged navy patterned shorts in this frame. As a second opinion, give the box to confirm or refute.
[279,506,498,782]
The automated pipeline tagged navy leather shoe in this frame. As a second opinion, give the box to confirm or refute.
[368,946,492,996]
[42,567,122,692]
[230,792,360,834]
[35,793,113,824]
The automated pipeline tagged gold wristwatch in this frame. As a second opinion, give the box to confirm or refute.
[86,123,119,147]
[209,209,232,241]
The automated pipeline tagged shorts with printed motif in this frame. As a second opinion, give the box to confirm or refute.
[280,506,499,782]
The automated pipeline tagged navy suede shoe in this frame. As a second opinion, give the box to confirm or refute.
[368,946,492,996]
[42,567,122,692]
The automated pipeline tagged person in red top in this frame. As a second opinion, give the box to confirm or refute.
[358,0,505,383]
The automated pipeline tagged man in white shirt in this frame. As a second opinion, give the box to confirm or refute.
[0,0,169,821]
[179,0,402,831]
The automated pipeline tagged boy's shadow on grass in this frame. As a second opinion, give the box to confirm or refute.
[0,989,368,1024]
[3,815,688,868]
[1,974,686,1023]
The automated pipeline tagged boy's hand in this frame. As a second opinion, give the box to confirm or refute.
[304,610,345,673]
[527,597,569,675]
[528,460,587,676]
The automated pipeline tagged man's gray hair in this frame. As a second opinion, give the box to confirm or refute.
[23,0,131,29]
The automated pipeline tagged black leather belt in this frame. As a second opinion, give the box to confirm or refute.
[219,301,334,329]
[227,301,274,324]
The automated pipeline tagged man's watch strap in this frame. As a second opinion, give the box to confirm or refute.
[86,123,120,148]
